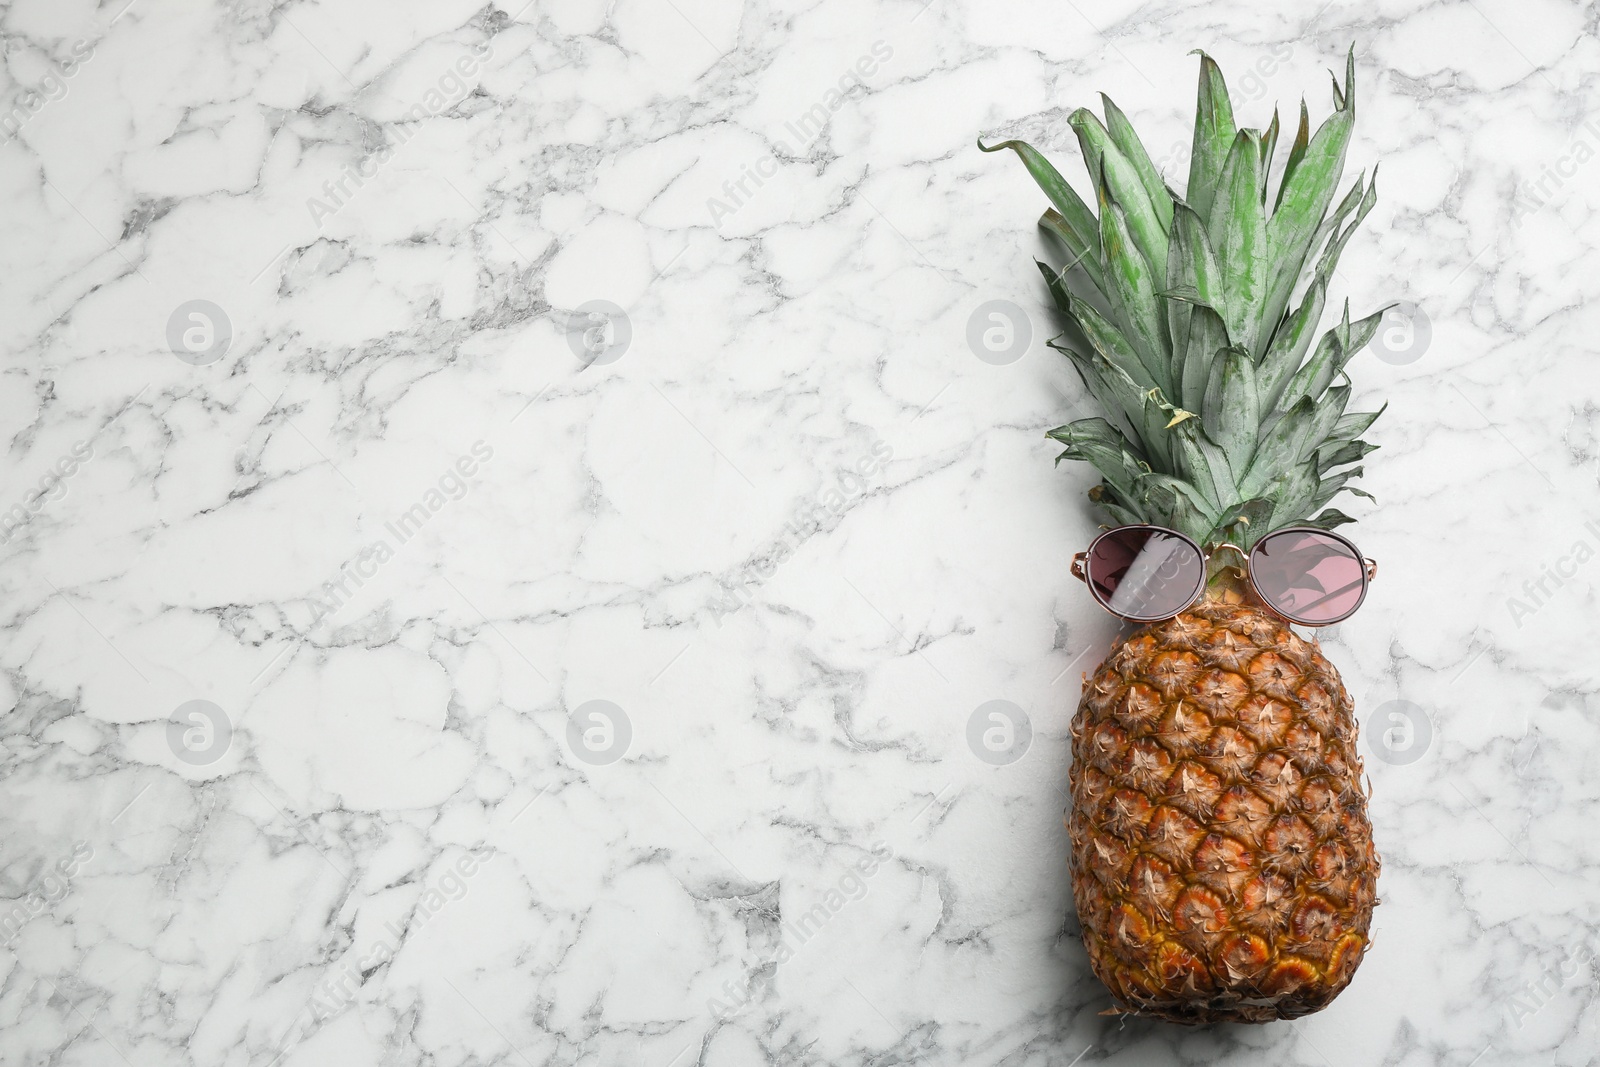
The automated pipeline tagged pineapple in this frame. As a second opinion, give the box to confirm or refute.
[981,49,1384,1023]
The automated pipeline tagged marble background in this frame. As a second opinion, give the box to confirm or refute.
[0,0,1596,1063]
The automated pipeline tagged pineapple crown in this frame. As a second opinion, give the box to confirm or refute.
[980,48,1386,550]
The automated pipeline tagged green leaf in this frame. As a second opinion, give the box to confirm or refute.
[1341,46,1356,112]
[1203,347,1260,489]
[1331,409,1382,441]
[1277,304,1348,412]
[1048,416,1148,461]
[1259,107,1280,205]
[1095,494,1145,527]
[1181,303,1230,415]
[1330,405,1386,443]
[1310,464,1368,511]
[1096,185,1171,391]
[1316,438,1379,474]
[1257,172,1374,404]
[978,137,1101,269]
[1062,286,1159,393]
[1208,129,1270,352]
[1073,111,1170,275]
[1241,394,1315,498]
[1171,419,1236,510]
[1047,417,1149,503]
[1313,175,1369,263]
[1186,51,1236,221]
[1282,330,1339,412]
[1101,94,1175,233]
[1300,384,1352,462]
[1262,81,1354,342]
[1164,203,1223,388]
[1332,298,1353,352]
[1258,274,1327,412]
[1048,339,1171,465]
[1037,204,1094,256]
[1140,471,1216,515]
[1202,345,1259,477]
[1210,496,1275,548]
[1257,173,1364,362]
[1036,258,1071,317]
[1308,507,1357,529]
[1268,461,1322,528]
[1274,99,1311,212]
[1138,476,1214,542]
[1311,168,1378,282]
[1040,208,1107,295]
[1051,342,1138,449]
[1308,305,1386,397]
[1276,299,1386,414]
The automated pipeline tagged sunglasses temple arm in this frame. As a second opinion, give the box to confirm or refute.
[1071,552,1088,584]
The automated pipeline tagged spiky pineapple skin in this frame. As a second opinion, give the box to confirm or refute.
[1068,599,1379,1024]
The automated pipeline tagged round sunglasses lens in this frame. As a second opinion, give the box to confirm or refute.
[1086,528,1205,621]
[1251,530,1366,624]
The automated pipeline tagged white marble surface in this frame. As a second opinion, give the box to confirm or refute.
[0,0,1596,1064]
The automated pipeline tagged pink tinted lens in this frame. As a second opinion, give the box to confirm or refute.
[1086,528,1205,621]
[1250,529,1366,624]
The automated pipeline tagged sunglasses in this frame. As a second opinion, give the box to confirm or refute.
[1069,524,1377,626]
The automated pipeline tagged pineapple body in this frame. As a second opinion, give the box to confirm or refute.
[1068,598,1378,1023]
